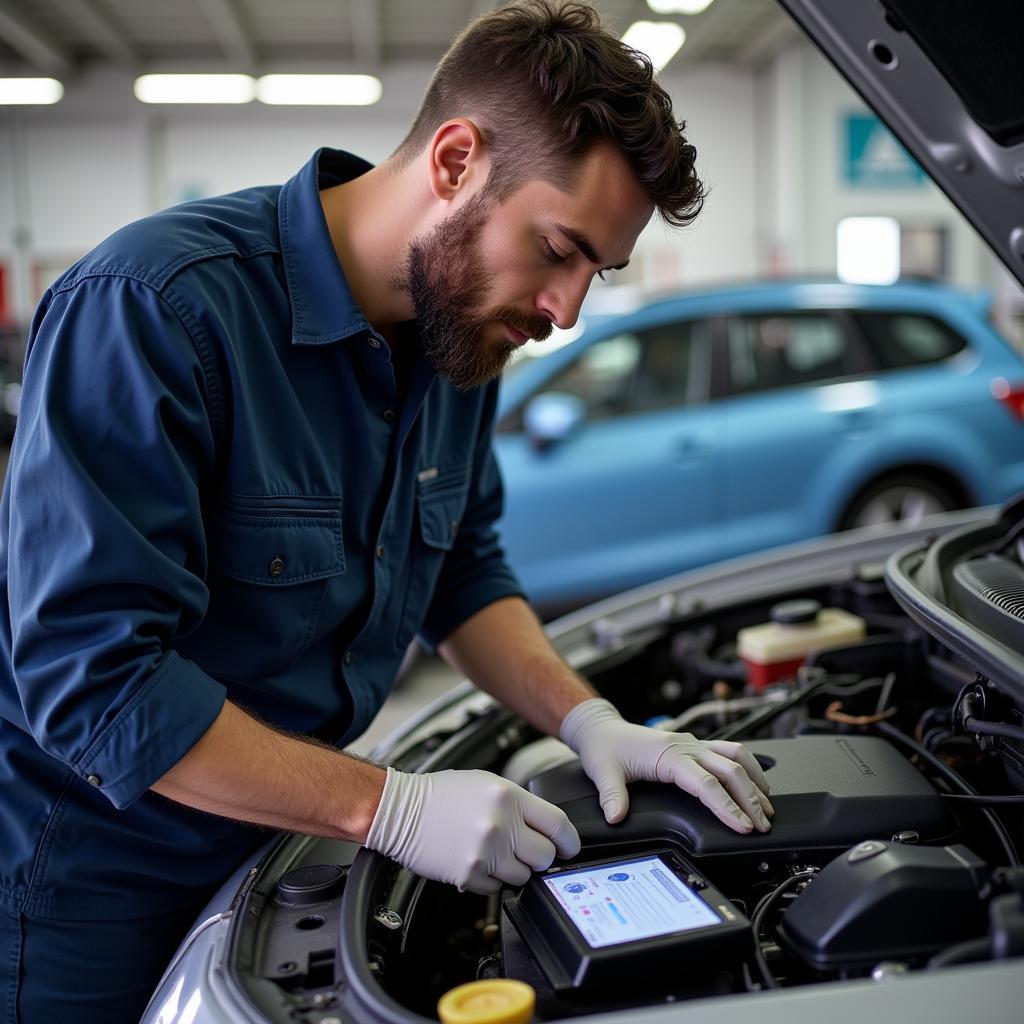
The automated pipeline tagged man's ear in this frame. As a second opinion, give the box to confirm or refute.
[427,119,487,201]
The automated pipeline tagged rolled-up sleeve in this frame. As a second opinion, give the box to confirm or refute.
[419,381,524,648]
[7,274,226,809]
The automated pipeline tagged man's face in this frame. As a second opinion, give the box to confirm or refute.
[407,143,654,390]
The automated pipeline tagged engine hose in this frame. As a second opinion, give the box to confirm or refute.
[688,648,747,683]
[874,720,1020,868]
[965,718,1024,743]
[674,628,747,683]
[710,669,856,741]
[750,870,817,989]
[665,693,787,733]
[927,936,990,970]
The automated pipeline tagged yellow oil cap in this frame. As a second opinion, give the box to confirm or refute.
[437,978,535,1024]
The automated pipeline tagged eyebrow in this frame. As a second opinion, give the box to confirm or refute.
[553,222,630,271]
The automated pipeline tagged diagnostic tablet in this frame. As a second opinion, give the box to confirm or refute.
[503,849,752,993]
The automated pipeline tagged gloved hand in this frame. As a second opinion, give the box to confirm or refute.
[365,766,581,893]
[560,698,774,834]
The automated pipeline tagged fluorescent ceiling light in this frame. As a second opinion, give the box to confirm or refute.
[0,78,63,104]
[621,21,686,73]
[836,217,901,285]
[256,74,382,106]
[133,74,255,104]
[647,0,715,13]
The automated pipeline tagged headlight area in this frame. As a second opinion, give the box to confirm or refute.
[217,557,1024,1023]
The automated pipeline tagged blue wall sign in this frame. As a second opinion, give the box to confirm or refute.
[844,114,926,188]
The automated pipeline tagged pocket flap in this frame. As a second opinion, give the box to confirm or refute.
[210,507,345,585]
[417,490,466,551]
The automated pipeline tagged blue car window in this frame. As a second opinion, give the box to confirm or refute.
[542,321,706,421]
[544,332,642,421]
[727,312,854,394]
[630,321,709,413]
[850,311,967,369]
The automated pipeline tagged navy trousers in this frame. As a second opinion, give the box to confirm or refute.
[0,902,209,1024]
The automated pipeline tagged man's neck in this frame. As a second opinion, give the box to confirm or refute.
[318,162,420,332]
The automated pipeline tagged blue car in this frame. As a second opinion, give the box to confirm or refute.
[494,280,1024,614]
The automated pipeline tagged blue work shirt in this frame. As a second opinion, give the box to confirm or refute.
[0,148,523,919]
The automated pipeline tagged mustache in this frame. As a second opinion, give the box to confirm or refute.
[493,307,553,343]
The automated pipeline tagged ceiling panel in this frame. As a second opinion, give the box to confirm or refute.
[0,0,796,73]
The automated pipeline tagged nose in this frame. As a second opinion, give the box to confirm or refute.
[536,274,590,331]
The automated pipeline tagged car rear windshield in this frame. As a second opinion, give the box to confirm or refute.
[849,311,967,370]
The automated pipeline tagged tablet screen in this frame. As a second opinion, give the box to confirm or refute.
[542,855,720,949]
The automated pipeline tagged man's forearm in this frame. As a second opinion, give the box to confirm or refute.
[151,700,386,843]
[437,596,597,736]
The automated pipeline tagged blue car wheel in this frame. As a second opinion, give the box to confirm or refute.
[839,473,962,530]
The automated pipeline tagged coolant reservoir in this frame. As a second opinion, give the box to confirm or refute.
[737,600,865,690]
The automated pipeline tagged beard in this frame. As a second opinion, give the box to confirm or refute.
[405,192,553,391]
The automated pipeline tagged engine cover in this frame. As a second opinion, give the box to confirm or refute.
[778,840,989,968]
[527,735,956,858]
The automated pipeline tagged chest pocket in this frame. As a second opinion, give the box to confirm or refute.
[182,496,346,679]
[396,467,470,648]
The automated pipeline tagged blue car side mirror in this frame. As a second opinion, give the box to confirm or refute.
[523,392,586,451]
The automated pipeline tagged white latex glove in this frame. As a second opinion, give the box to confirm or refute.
[365,766,581,894]
[560,698,774,834]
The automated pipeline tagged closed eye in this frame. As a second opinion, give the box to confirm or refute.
[542,239,569,265]
[543,239,610,281]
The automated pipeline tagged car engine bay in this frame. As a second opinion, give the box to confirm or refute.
[219,506,1024,1024]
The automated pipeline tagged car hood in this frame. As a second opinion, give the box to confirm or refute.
[779,0,1024,288]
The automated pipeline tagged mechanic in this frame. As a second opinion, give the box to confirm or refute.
[0,2,773,1020]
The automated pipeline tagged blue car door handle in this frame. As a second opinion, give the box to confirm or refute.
[838,408,876,436]
[673,432,715,463]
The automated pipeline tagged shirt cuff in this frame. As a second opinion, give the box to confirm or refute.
[419,576,526,652]
[74,652,227,809]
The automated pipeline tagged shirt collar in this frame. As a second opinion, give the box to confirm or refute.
[278,147,375,346]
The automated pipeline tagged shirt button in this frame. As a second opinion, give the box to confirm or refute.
[86,774,102,787]
[269,556,285,577]
[344,651,354,666]
[375,544,385,559]
[368,337,381,349]
[382,409,395,422]
[450,519,459,537]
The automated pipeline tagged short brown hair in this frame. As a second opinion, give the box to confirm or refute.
[393,0,705,227]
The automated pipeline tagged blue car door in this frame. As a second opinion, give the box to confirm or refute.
[494,319,721,610]
[715,309,886,558]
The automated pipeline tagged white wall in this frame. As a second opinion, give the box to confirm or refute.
[754,43,807,275]
[0,63,436,323]
[0,109,18,324]
[0,60,761,323]
[26,123,149,252]
[0,44,1016,329]
[635,64,759,289]
[763,40,1003,291]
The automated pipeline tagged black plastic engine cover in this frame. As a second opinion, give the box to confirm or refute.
[527,736,955,859]
[778,840,989,968]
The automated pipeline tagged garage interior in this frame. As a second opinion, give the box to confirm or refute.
[3,3,1024,1021]
[2,0,1022,747]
